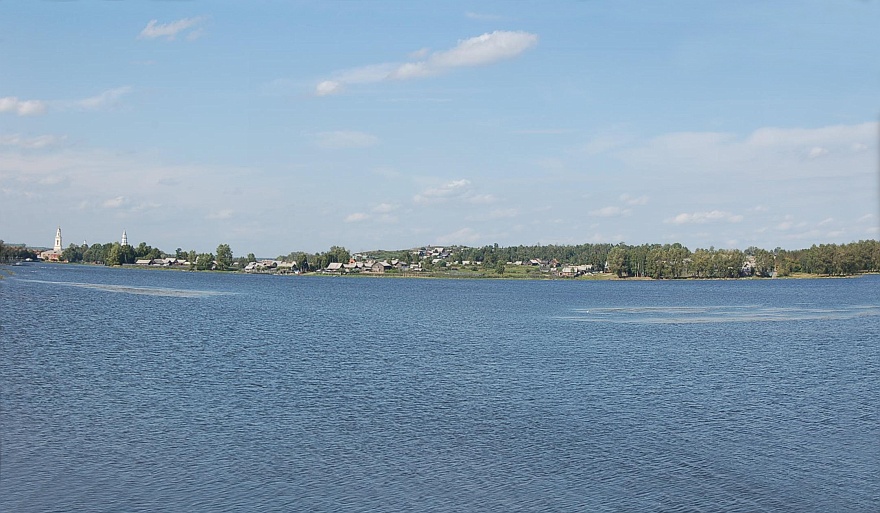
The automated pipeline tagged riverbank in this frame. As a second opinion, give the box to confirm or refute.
[13,260,874,281]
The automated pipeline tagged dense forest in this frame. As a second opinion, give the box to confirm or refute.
[2,238,879,278]
[455,240,880,278]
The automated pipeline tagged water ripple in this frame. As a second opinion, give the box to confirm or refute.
[561,304,880,324]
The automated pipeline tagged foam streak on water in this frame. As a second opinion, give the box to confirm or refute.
[562,304,880,323]
[20,278,226,298]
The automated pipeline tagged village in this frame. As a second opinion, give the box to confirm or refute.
[15,226,878,279]
[133,245,601,278]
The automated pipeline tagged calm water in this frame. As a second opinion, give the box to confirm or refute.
[2,264,878,512]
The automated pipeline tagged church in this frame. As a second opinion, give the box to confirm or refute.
[39,227,64,262]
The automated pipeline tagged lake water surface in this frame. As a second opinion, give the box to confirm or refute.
[2,264,878,512]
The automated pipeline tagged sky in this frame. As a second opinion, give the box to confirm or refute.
[1,1,878,257]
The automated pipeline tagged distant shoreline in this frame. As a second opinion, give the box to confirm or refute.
[12,261,875,282]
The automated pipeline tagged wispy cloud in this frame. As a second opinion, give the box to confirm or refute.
[413,179,472,204]
[807,146,828,159]
[619,193,649,206]
[0,134,65,149]
[77,86,133,110]
[372,203,399,214]
[344,212,369,223]
[0,96,47,116]
[139,17,206,41]
[344,203,401,224]
[314,131,379,149]
[488,208,518,219]
[666,210,744,225]
[2,87,133,116]
[316,30,538,96]
[436,227,481,245]
[206,209,234,220]
[465,12,504,21]
[102,196,127,209]
[513,129,573,135]
[590,206,631,218]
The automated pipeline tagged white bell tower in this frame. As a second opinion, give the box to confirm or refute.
[121,230,128,246]
[53,227,62,253]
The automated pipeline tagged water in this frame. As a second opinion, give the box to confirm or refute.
[2,264,878,512]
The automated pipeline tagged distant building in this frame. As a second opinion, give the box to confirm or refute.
[121,230,128,246]
[39,226,64,261]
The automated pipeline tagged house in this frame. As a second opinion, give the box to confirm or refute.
[559,266,578,277]
[325,262,344,273]
[135,259,153,265]
[371,261,392,273]
[276,261,297,273]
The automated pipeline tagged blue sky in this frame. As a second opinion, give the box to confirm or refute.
[2,1,878,256]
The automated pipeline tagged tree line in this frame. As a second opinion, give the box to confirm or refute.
[0,241,39,263]
[3,238,879,278]
[458,240,880,278]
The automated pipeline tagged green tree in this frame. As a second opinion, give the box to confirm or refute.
[327,245,350,264]
[195,253,215,270]
[83,243,105,263]
[118,243,136,265]
[216,244,233,271]
[62,243,83,263]
[105,244,121,266]
[606,246,627,277]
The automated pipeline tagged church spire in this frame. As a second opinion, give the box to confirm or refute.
[121,229,128,246]
[54,226,62,253]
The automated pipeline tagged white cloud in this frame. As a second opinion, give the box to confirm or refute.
[626,122,876,179]
[38,175,66,186]
[316,81,342,96]
[372,203,398,213]
[206,209,234,220]
[78,87,133,110]
[817,217,834,226]
[619,193,648,206]
[0,96,47,116]
[102,196,126,209]
[413,179,472,204]
[314,131,379,149]
[667,210,744,224]
[590,206,630,218]
[777,220,793,230]
[435,227,481,245]
[418,31,538,69]
[408,48,430,60]
[465,12,504,21]
[0,134,65,149]
[467,193,497,205]
[316,30,537,95]
[514,129,572,135]
[345,212,369,223]
[2,87,133,117]
[488,208,518,219]
[139,17,205,41]
[807,146,828,159]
